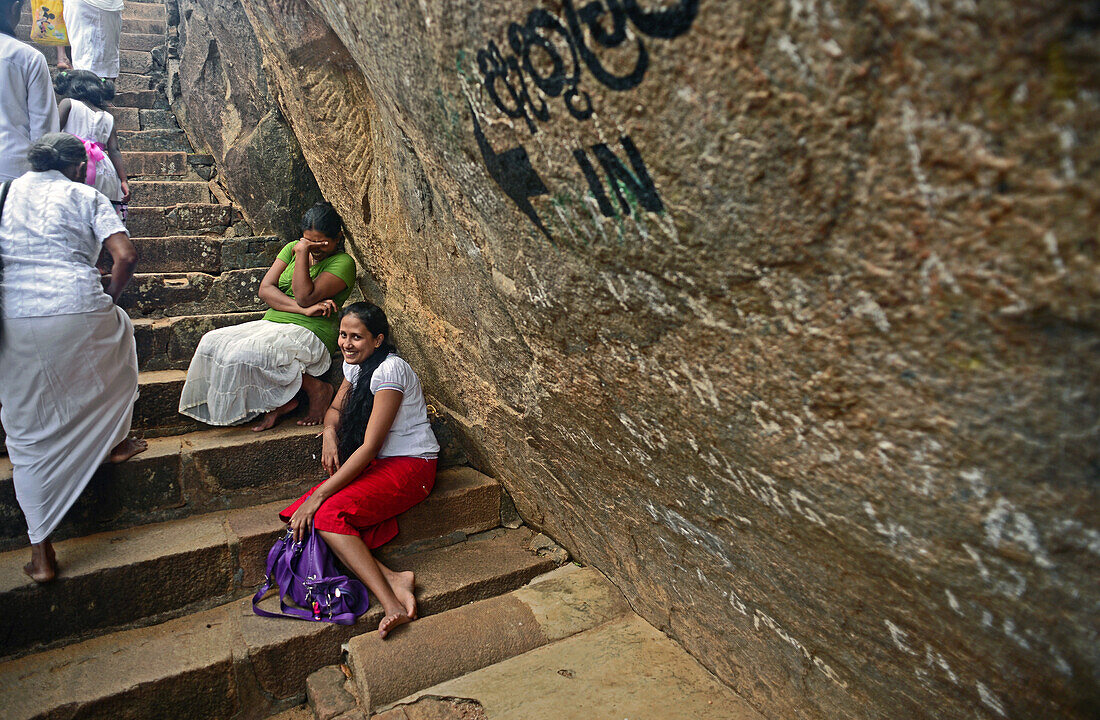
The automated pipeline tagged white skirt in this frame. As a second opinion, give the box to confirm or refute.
[63,0,123,79]
[178,319,331,426]
[0,305,138,544]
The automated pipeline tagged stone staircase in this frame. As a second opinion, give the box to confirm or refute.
[0,3,564,718]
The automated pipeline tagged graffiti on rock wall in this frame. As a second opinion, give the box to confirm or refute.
[465,1,697,236]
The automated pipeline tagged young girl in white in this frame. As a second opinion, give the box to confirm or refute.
[54,69,129,214]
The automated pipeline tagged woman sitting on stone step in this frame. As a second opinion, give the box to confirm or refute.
[178,202,357,431]
[283,302,439,639]
[0,132,145,583]
[55,69,130,216]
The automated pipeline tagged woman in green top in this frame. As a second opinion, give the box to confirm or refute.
[178,203,357,431]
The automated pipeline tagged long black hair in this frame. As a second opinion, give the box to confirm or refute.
[337,302,396,464]
[55,69,116,110]
[0,0,23,37]
[301,201,344,245]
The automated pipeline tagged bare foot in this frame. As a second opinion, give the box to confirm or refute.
[378,609,413,639]
[23,543,57,583]
[297,375,334,426]
[253,398,298,432]
[109,437,148,463]
[387,570,417,620]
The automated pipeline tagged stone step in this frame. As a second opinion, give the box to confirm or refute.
[119,128,191,152]
[0,467,504,659]
[112,108,179,132]
[120,268,264,317]
[119,48,153,74]
[121,32,164,53]
[122,151,211,179]
[0,528,557,720]
[125,202,239,237]
[114,89,167,110]
[133,310,263,370]
[16,16,165,37]
[130,369,196,437]
[115,71,154,93]
[381,613,764,720]
[0,424,317,550]
[109,234,282,273]
[340,565,624,715]
[128,179,211,206]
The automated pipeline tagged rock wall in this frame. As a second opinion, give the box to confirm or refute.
[172,1,1099,718]
[166,0,322,236]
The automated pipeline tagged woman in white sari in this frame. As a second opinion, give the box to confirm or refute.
[62,0,122,79]
[0,133,144,582]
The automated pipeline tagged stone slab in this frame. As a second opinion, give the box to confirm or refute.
[245,528,557,701]
[120,128,192,152]
[133,310,263,370]
[126,203,238,237]
[121,269,264,317]
[114,89,167,110]
[0,469,505,657]
[120,48,154,74]
[0,529,549,720]
[129,180,211,207]
[350,566,627,712]
[114,106,141,131]
[122,32,165,53]
[123,151,188,178]
[115,71,154,94]
[0,424,310,549]
[400,614,765,720]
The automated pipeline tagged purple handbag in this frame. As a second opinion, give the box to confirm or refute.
[252,527,371,624]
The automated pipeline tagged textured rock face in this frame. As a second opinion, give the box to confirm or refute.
[166,0,322,236]
[175,1,1098,718]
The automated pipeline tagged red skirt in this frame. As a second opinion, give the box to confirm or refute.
[280,456,437,549]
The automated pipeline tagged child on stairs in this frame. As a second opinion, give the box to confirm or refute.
[54,69,129,217]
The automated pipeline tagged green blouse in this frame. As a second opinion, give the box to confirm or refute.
[262,241,356,353]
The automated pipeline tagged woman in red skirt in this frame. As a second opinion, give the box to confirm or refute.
[283,302,439,638]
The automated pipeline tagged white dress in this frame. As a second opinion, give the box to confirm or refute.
[0,170,136,544]
[62,99,122,202]
[178,320,332,426]
[63,0,124,79]
[0,33,60,181]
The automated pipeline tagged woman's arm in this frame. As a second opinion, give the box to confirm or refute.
[103,231,137,302]
[290,389,403,541]
[257,258,335,316]
[58,98,71,131]
[290,240,348,307]
[105,127,129,202]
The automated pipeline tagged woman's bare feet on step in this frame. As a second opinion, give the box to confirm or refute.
[253,398,299,432]
[23,542,57,583]
[387,569,418,620]
[297,375,334,427]
[109,436,148,463]
[378,608,413,639]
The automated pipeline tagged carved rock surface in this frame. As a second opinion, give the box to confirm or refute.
[167,0,321,236]
[175,1,1099,718]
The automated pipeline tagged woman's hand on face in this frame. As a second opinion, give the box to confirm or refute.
[289,493,324,543]
[321,433,341,476]
[304,299,337,317]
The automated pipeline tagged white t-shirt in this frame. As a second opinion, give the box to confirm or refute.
[343,354,440,459]
[0,33,60,181]
[0,170,128,318]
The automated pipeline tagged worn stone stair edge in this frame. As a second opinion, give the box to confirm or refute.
[0,528,559,720]
[0,467,503,661]
[0,415,474,550]
[339,564,627,714]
